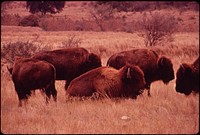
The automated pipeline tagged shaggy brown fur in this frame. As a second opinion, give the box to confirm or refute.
[66,65,146,99]
[107,48,175,96]
[11,57,57,107]
[32,47,101,90]
[176,56,199,95]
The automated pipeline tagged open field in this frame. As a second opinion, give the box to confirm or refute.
[2,2,199,32]
[1,25,199,67]
[1,79,199,134]
[1,25,199,134]
[1,1,199,134]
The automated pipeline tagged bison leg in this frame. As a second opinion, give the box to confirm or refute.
[45,89,51,104]
[145,83,151,97]
[65,80,69,90]
[16,89,28,107]
[18,99,28,107]
[51,85,57,102]
[147,89,151,97]
[18,100,22,107]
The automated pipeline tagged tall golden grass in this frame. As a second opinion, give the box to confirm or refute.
[1,26,199,134]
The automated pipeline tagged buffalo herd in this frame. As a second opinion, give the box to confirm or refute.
[7,47,199,107]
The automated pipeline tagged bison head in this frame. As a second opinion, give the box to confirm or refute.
[158,56,175,84]
[175,63,198,95]
[80,53,101,73]
[87,53,101,68]
[121,64,146,96]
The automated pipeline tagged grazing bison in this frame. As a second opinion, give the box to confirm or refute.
[66,64,146,99]
[175,57,199,95]
[32,47,101,90]
[107,48,175,96]
[10,57,57,107]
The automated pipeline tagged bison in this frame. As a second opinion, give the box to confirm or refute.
[66,64,146,99]
[32,47,101,90]
[107,48,175,96]
[175,56,199,95]
[10,57,57,107]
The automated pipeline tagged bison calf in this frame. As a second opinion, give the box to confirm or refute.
[176,57,199,95]
[32,47,101,90]
[10,57,57,107]
[107,49,175,96]
[66,65,146,99]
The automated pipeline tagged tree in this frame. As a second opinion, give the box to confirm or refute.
[26,1,65,15]
[139,12,177,46]
[90,2,117,31]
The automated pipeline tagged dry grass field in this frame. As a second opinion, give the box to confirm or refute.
[1,25,199,134]
[1,2,199,134]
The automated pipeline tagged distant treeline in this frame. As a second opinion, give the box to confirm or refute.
[95,1,199,12]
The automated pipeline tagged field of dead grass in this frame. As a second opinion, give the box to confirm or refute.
[1,25,199,134]
[1,76,199,134]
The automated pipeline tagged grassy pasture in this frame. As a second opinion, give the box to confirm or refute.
[2,2,199,32]
[1,25,199,134]
[1,77,199,134]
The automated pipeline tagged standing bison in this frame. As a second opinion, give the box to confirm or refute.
[66,64,146,99]
[175,57,199,95]
[107,49,175,96]
[10,57,57,107]
[32,47,101,90]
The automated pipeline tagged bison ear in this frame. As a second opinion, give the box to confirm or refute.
[87,53,99,63]
[158,56,170,68]
[180,64,192,74]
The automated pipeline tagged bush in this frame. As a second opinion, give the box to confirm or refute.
[90,3,117,31]
[1,14,21,26]
[1,41,40,64]
[138,12,177,46]
[59,34,82,48]
[18,14,40,27]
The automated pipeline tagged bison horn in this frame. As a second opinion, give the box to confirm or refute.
[127,67,131,79]
[180,64,185,72]
[159,57,166,67]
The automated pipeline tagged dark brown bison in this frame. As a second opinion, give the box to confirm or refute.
[175,57,199,95]
[107,48,175,96]
[66,64,146,99]
[32,47,101,90]
[10,57,57,107]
